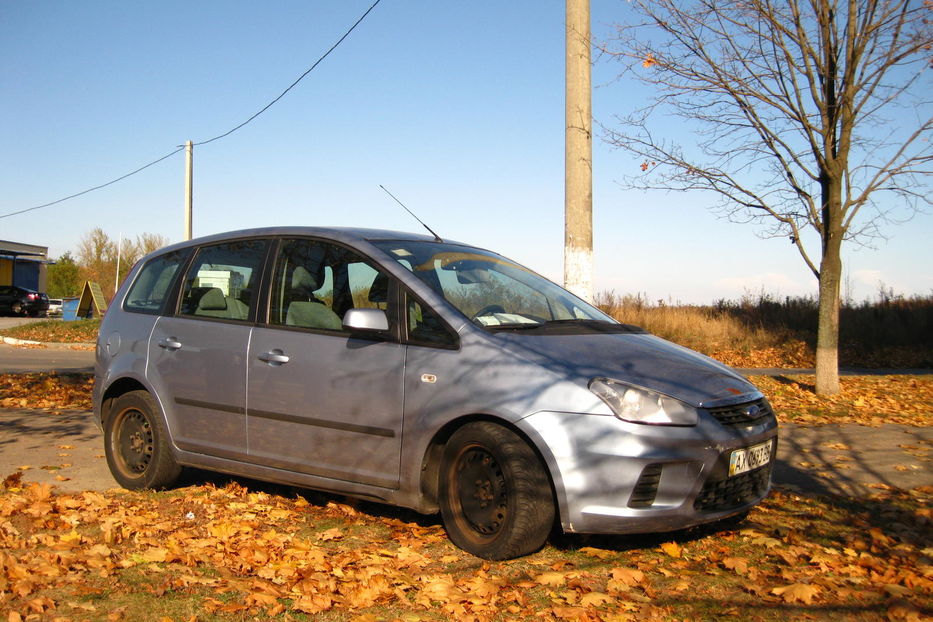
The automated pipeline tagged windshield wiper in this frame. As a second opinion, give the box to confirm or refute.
[487,322,547,331]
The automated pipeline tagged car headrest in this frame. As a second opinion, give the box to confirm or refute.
[368,272,389,303]
[292,265,325,291]
[197,288,228,311]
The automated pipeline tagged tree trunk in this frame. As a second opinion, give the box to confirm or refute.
[815,228,843,395]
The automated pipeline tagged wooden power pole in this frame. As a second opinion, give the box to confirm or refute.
[184,140,193,241]
[564,0,593,302]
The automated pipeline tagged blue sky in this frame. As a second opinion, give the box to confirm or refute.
[2,1,930,304]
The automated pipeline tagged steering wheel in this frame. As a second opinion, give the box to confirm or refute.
[471,304,505,320]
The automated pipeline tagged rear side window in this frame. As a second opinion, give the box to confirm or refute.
[178,239,268,321]
[123,249,189,315]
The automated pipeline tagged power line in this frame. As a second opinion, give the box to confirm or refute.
[0,0,383,221]
[195,0,383,146]
[0,147,184,220]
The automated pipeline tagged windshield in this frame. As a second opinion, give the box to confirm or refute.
[370,240,616,329]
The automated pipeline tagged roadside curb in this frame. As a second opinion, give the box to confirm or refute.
[2,336,41,346]
[1,337,95,350]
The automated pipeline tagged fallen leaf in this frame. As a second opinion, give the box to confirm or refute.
[771,583,820,604]
[580,592,614,607]
[722,557,748,575]
[578,546,613,559]
[609,567,644,587]
[660,541,682,558]
[536,571,569,587]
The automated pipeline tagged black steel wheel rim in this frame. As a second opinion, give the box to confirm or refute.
[454,445,508,537]
[116,410,154,475]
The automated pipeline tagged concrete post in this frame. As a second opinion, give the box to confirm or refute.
[564,0,593,302]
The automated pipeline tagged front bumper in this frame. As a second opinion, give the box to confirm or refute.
[518,408,777,534]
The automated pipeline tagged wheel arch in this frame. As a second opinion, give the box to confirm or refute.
[99,376,151,428]
[418,414,560,525]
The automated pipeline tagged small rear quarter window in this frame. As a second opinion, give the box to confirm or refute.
[124,249,189,315]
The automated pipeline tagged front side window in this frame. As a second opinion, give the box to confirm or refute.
[124,249,190,315]
[371,240,615,331]
[268,238,393,332]
[407,293,457,347]
[178,239,268,321]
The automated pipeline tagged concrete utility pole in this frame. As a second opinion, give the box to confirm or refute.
[184,140,193,241]
[564,0,593,302]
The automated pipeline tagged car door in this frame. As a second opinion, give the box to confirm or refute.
[246,237,405,489]
[147,238,269,460]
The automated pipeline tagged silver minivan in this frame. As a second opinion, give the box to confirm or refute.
[94,227,777,560]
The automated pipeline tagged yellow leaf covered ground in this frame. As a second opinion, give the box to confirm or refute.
[0,481,929,621]
[0,373,92,410]
[748,375,933,427]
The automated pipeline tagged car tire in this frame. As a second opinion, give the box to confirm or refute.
[439,422,555,560]
[104,390,181,490]
[10,302,23,316]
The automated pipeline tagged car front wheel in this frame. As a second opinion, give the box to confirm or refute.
[104,390,181,489]
[439,422,555,560]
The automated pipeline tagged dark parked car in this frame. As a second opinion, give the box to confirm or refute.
[0,285,50,317]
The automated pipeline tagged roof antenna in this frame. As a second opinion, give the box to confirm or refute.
[380,185,444,243]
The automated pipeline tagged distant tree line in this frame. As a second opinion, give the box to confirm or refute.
[45,228,170,299]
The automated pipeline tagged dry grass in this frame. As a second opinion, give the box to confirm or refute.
[596,291,933,368]
[597,292,785,353]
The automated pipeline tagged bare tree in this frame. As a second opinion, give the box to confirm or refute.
[602,0,931,394]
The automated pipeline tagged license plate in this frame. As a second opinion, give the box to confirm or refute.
[729,439,773,477]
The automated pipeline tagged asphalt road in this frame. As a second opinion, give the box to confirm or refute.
[0,343,94,373]
[0,316,95,373]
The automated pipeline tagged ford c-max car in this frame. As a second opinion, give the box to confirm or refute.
[94,227,777,560]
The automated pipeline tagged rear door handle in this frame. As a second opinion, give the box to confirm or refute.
[158,337,182,351]
[258,350,290,366]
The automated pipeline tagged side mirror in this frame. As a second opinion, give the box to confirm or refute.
[342,308,389,332]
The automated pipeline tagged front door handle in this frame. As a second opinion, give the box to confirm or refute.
[258,350,290,366]
[158,337,182,351]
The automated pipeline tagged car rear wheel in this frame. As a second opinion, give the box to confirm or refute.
[104,390,181,489]
[439,422,555,560]
[10,302,23,316]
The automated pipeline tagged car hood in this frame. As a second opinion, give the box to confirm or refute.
[493,331,760,408]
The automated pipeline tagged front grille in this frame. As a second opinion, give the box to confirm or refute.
[628,464,663,508]
[706,399,774,428]
[694,463,772,512]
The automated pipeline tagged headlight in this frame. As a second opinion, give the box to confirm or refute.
[588,378,698,426]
